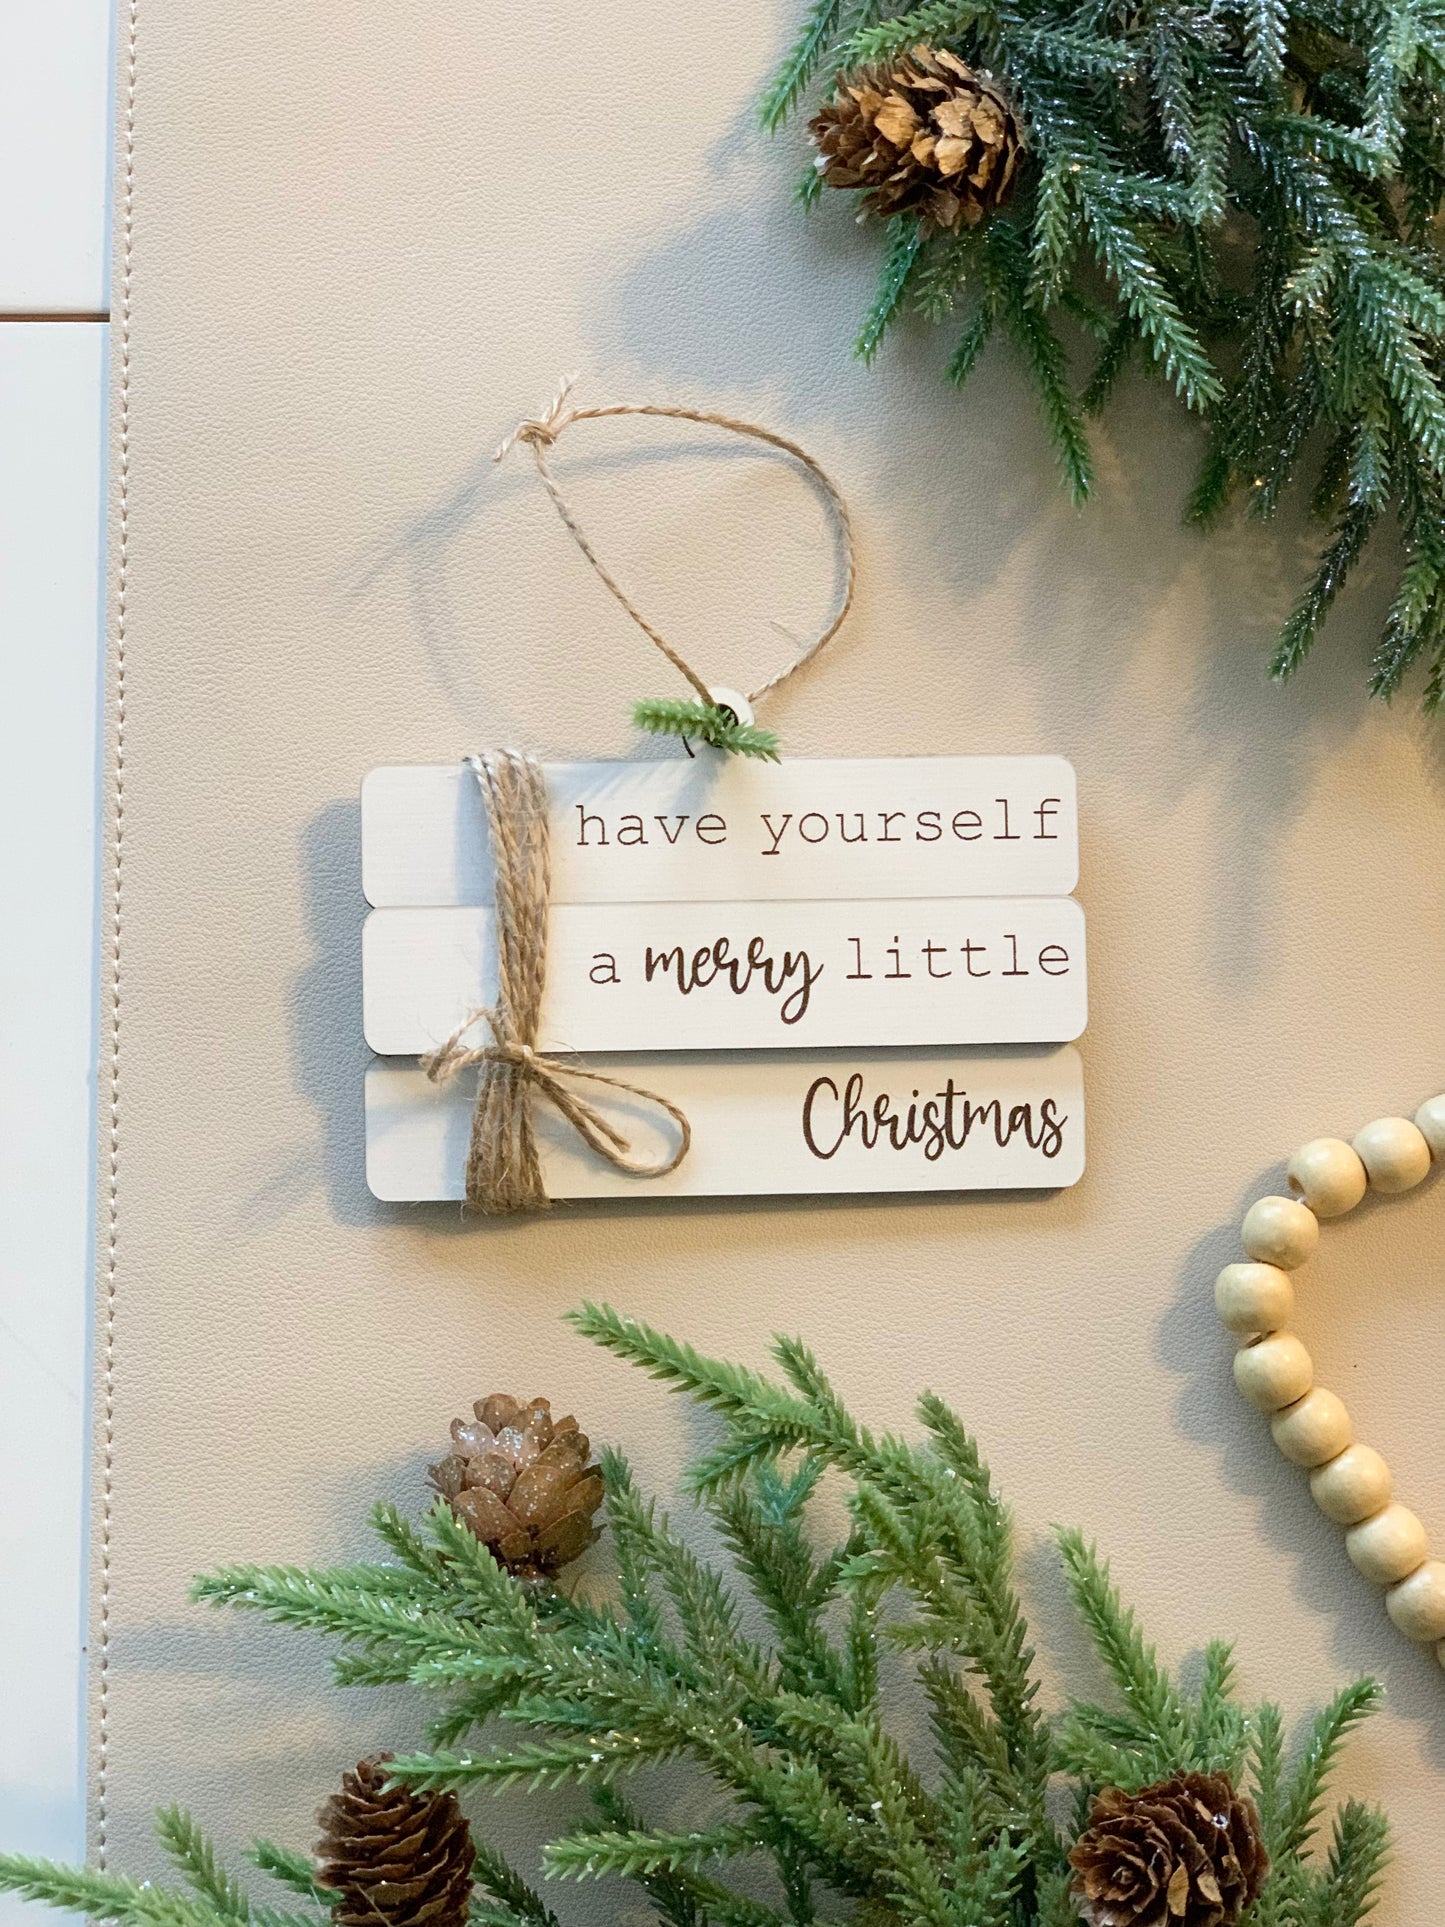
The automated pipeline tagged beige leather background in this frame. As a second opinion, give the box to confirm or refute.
[96,0,1445,1916]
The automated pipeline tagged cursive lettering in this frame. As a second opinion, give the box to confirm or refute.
[802,1074,1066,1161]
[644,936,823,1025]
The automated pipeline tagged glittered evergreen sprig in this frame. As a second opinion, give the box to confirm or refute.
[771,0,1445,710]
[0,1307,1391,1927]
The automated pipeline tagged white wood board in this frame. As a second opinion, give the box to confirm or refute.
[0,0,113,313]
[363,897,1086,1055]
[366,1046,1085,1200]
[0,324,105,1895]
[362,756,1078,906]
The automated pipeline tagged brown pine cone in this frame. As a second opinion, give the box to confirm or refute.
[810,47,1024,232]
[1068,1771,1268,1927]
[315,1757,474,1927]
[428,1394,603,1577]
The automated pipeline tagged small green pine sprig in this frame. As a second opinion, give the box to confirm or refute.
[772,0,1445,709]
[0,1306,1389,1927]
[633,697,782,760]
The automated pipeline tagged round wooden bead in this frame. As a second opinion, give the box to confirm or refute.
[1241,1196,1319,1270]
[1414,1093,1445,1159]
[1346,1503,1429,1585]
[1287,1138,1368,1219]
[1352,1116,1432,1194]
[1271,1388,1352,1467]
[1234,1332,1313,1412]
[1310,1445,1394,1526]
[708,686,755,728]
[1214,1262,1294,1336]
[1385,1560,1445,1642]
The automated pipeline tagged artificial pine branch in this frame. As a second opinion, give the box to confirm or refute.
[1318,1802,1392,1926]
[0,1307,1392,1927]
[769,0,1445,707]
[244,1846,337,1908]
[1055,1531,1188,1757]
[858,220,929,361]
[1274,1680,1385,1859]
[468,1840,559,1927]
[632,698,782,760]
[156,1811,252,1922]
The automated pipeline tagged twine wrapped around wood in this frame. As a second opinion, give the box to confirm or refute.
[419,751,691,1214]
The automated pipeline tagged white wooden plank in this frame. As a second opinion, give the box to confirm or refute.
[0,325,105,1897]
[362,757,1078,906]
[0,0,113,313]
[366,1046,1085,1200]
[363,898,1086,1054]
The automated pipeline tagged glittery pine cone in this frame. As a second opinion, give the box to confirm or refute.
[315,1757,474,1927]
[810,47,1024,231]
[428,1394,603,1577]
[1068,1771,1268,1927]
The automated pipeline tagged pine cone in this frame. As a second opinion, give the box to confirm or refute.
[315,1757,473,1927]
[428,1394,603,1577]
[810,47,1024,231]
[1068,1771,1268,1927]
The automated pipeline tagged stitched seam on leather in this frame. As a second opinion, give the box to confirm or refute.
[98,0,138,1869]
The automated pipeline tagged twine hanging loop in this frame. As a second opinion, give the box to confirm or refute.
[494,375,856,711]
[420,751,690,1214]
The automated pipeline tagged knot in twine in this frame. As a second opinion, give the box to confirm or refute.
[492,373,575,462]
[420,750,690,1214]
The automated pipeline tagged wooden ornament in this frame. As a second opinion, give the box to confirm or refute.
[360,390,1092,1209]
[1219,1090,1443,1657]
[362,756,1088,1201]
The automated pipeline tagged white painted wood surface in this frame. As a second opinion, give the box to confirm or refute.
[366,1046,1085,1199]
[0,326,106,1903]
[362,756,1078,905]
[0,10,112,1889]
[0,1,113,313]
[363,897,1087,1054]
[364,756,1086,1200]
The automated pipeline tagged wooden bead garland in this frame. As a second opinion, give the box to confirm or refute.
[1219,1094,1445,1668]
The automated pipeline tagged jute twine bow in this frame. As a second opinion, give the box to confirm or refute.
[420,750,691,1214]
[493,374,856,710]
